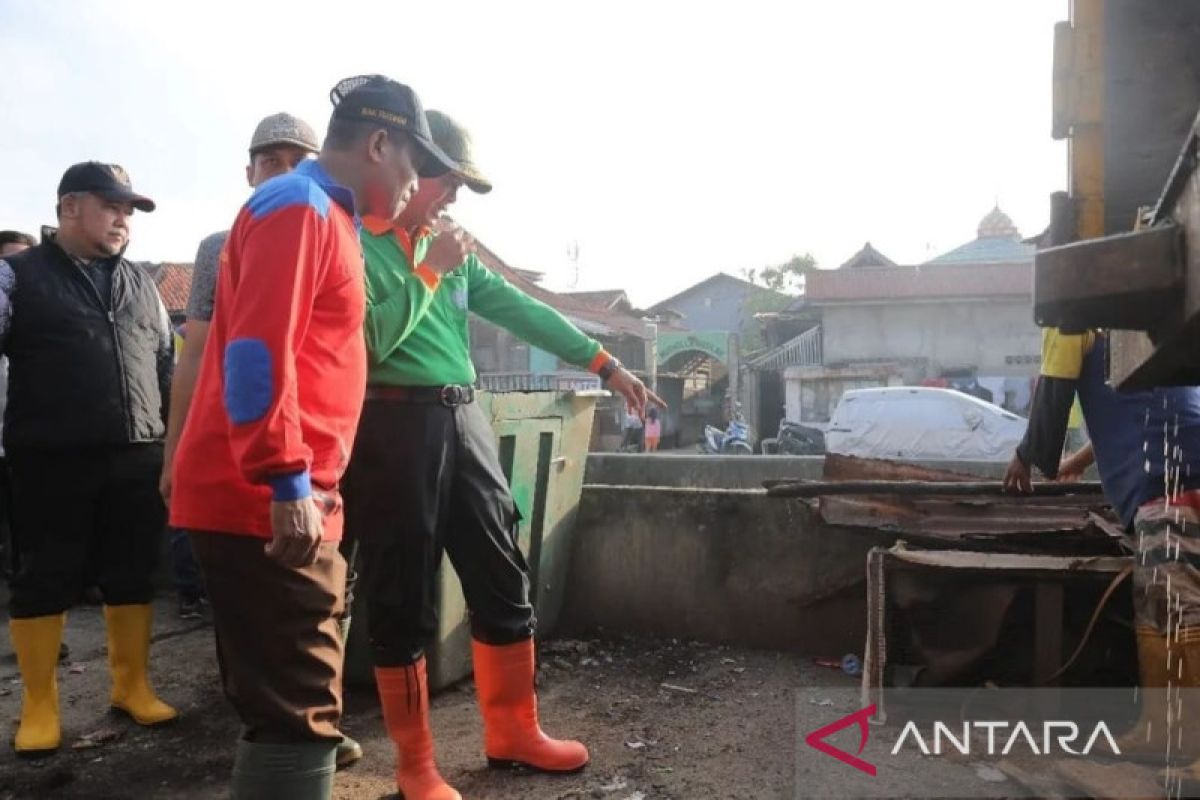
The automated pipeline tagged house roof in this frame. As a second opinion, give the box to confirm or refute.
[470,240,649,339]
[139,262,192,315]
[839,242,897,269]
[649,272,788,313]
[561,289,631,312]
[924,237,1036,265]
[924,205,1036,265]
[135,233,648,339]
[802,261,1032,304]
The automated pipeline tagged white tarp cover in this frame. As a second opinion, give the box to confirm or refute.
[825,387,1028,463]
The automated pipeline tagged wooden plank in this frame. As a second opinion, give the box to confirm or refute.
[1053,758,1166,800]
[993,759,1071,799]
[765,479,1105,498]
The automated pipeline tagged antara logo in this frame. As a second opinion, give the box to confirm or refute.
[805,704,877,776]
[891,720,1121,757]
[804,705,1122,776]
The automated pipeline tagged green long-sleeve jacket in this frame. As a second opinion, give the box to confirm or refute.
[361,223,609,386]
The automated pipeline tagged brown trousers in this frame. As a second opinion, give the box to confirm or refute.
[190,531,346,744]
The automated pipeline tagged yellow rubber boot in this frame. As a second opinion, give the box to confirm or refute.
[1168,628,1200,780]
[10,614,65,756]
[104,605,177,725]
[1116,626,1176,761]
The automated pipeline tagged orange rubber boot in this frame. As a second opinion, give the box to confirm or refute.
[375,658,460,800]
[471,638,589,773]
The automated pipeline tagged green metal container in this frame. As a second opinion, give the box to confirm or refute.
[344,389,605,690]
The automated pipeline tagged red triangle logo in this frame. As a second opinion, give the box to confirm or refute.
[804,704,877,776]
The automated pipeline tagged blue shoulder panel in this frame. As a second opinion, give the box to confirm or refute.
[224,338,274,424]
[246,173,331,220]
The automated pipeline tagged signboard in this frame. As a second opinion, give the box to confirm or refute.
[657,331,730,365]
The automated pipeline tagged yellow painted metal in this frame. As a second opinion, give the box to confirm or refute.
[1069,0,1106,238]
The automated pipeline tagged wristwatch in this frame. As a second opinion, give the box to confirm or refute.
[598,356,622,382]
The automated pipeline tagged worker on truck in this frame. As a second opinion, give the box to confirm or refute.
[1004,328,1200,770]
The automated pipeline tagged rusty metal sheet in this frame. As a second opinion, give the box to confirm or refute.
[815,455,1122,554]
[822,453,977,482]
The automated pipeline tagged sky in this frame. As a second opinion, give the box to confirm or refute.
[0,0,1067,308]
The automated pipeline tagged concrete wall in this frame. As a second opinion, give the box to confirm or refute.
[821,300,1040,377]
[584,453,1009,488]
[558,486,896,655]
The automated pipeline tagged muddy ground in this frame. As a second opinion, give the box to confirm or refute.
[1,597,1048,799]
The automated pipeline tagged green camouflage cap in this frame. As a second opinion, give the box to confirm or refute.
[426,110,492,194]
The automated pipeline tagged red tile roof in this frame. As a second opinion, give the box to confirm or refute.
[138,235,648,340]
[141,262,192,315]
[804,262,1032,304]
[471,240,649,339]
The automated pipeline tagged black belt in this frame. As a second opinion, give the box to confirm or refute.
[365,384,476,406]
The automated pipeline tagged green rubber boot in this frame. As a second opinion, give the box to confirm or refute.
[232,740,336,800]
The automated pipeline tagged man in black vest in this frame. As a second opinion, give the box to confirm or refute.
[1,162,177,757]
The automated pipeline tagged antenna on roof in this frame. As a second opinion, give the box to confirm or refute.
[566,240,581,288]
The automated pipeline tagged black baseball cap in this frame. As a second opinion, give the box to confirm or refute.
[57,162,156,212]
[329,74,458,179]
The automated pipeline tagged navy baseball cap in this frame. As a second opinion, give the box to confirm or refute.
[330,74,458,179]
[57,162,156,212]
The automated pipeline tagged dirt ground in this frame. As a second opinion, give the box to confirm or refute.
[1,597,1032,800]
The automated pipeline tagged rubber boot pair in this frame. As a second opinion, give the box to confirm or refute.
[10,605,176,756]
[373,639,588,800]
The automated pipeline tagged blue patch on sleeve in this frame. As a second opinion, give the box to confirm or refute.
[246,174,331,220]
[224,338,273,424]
[268,471,312,501]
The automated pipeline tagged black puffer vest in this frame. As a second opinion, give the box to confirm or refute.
[3,237,168,449]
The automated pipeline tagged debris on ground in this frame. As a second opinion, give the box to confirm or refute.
[71,728,122,750]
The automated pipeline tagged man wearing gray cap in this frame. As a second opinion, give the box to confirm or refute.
[159,112,363,769]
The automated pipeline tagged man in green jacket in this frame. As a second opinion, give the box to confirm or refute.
[344,110,660,800]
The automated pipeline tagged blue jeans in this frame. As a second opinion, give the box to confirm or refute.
[169,526,206,603]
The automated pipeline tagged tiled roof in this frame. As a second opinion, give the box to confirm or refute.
[839,242,897,269]
[649,272,784,312]
[561,289,631,311]
[924,236,1035,265]
[925,205,1035,265]
[138,262,192,314]
[804,261,1032,303]
[136,236,648,339]
[470,240,649,339]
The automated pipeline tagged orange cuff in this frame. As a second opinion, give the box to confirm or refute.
[588,349,613,375]
[414,264,441,290]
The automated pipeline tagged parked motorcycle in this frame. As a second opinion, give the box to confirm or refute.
[700,406,754,455]
[761,419,826,455]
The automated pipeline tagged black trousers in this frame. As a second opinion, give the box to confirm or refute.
[8,444,165,618]
[342,397,533,667]
[0,455,12,579]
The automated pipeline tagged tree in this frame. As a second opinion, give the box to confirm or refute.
[742,252,818,294]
